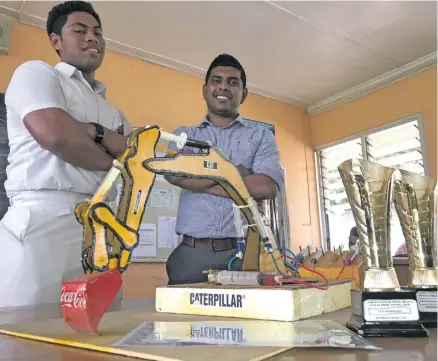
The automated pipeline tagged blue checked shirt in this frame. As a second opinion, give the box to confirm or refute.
[168,115,284,239]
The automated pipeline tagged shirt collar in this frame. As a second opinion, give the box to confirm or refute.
[54,62,107,96]
[197,114,248,128]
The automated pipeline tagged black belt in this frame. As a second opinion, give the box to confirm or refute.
[182,235,237,252]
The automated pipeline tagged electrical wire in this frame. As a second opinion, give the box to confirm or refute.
[278,247,300,273]
[226,246,328,290]
[228,254,237,270]
[276,252,329,291]
[336,264,346,279]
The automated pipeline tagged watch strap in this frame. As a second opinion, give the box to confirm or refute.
[90,122,105,144]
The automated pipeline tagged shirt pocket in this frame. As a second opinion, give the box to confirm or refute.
[99,102,123,132]
[230,140,257,168]
[63,84,90,123]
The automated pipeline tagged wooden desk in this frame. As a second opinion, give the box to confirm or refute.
[0,299,436,361]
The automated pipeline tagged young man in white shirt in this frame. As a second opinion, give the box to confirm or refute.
[0,1,131,307]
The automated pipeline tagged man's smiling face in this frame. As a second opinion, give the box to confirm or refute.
[50,11,105,74]
[203,66,246,118]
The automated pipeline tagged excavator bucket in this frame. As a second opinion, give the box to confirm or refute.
[60,268,122,334]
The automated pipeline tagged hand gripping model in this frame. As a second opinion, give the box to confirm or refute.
[60,125,289,334]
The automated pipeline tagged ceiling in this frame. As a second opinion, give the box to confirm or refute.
[0,1,437,114]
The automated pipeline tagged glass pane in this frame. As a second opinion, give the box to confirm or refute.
[317,119,426,255]
[367,120,424,176]
[319,138,362,250]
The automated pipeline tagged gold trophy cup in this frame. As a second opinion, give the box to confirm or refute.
[338,159,428,337]
[393,169,438,328]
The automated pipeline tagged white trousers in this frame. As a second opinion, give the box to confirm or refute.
[0,191,88,308]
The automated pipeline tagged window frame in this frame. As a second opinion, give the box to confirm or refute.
[314,112,430,251]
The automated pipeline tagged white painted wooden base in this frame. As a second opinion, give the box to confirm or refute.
[155,280,353,322]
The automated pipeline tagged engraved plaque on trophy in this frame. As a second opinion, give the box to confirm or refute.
[338,159,428,337]
[393,169,438,328]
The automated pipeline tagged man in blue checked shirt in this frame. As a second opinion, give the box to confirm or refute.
[165,54,284,285]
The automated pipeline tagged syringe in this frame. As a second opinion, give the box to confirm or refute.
[247,198,273,253]
[295,244,313,264]
[311,247,324,264]
[144,126,211,150]
[232,203,245,259]
[343,243,360,265]
[207,270,282,286]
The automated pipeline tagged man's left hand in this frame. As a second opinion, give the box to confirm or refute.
[237,165,253,177]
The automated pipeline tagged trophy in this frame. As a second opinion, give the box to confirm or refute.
[338,159,428,337]
[393,169,438,328]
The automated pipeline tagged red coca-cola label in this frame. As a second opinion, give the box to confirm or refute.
[61,286,87,308]
[60,269,123,334]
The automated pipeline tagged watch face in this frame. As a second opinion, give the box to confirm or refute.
[97,126,105,143]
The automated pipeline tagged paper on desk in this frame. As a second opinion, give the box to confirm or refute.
[158,216,178,249]
[131,224,157,258]
[113,319,382,349]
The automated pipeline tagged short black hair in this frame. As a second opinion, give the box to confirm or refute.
[46,1,102,36]
[205,54,246,88]
[350,226,358,237]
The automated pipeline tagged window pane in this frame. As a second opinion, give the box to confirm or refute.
[316,119,426,256]
[366,120,424,254]
[318,139,362,251]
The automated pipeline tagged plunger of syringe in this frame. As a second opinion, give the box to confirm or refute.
[144,126,210,150]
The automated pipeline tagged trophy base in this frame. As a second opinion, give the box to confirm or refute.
[402,286,437,329]
[346,314,429,337]
[346,289,429,337]
[363,267,400,291]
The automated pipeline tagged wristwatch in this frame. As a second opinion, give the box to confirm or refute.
[90,122,105,144]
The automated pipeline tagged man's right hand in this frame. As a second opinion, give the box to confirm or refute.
[23,108,115,171]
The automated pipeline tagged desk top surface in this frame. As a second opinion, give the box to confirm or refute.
[0,299,436,361]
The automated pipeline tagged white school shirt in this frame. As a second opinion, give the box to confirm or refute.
[4,60,132,200]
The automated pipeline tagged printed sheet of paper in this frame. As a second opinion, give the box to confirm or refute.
[155,174,166,183]
[115,183,123,207]
[158,216,178,249]
[132,224,157,258]
[149,188,178,210]
[113,320,381,349]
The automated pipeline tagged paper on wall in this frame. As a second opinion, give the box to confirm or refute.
[115,178,171,210]
[115,183,123,207]
[154,150,167,184]
[149,188,177,210]
[132,223,157,258]
[155,174,166,183]
[158,216,178,249]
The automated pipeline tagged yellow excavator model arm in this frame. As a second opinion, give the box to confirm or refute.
[74,126,161,274]
[74,126,289,276]
[144,148,288,275]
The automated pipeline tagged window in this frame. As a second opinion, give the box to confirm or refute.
[315,115,428,254]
